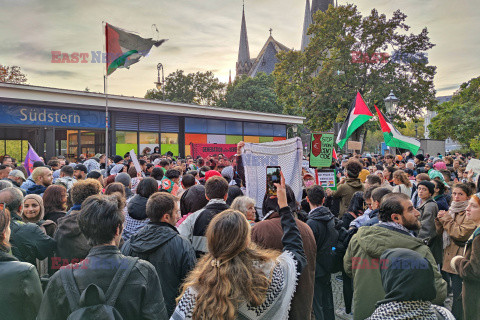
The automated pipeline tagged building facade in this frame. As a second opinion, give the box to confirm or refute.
[0,83,303,162]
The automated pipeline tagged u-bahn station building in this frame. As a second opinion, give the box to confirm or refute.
[0,83,304,162]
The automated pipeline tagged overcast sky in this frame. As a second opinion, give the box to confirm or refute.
[1,0,478,98]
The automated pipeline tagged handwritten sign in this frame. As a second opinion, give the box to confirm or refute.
[316,169,337,190]
[310,133,334,168]
[348,141,362,151]
[129,149,142,175]
[466,159,480,176]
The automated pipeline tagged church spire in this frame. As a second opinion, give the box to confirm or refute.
[236,3,252,77]
[301,0,312,51]
[311,0,334,15]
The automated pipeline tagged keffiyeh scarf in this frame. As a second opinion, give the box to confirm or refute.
[171,251,299,320]
[367,301,455,320]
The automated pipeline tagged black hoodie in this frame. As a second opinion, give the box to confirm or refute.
[121,222,196,317]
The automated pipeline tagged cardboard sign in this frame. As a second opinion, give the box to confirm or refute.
[466,158,480,175]
[310,133,334,168]
[316,169,337,190]
[129,149,142,175]
[348,141,362,151]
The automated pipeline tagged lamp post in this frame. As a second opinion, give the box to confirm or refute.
[155,63,165,100]
[384,90,399,154]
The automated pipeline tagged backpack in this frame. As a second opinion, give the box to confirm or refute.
[324,217,357,274]
[60,257,139,320]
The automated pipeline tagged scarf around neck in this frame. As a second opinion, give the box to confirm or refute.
[367,301,455,320]
[443,200,469,249]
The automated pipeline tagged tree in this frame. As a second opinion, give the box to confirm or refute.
[217,73,284,114]
[0,65,27,84]
[274,4,436,134]
[398,118,425,139]
[429,76,480,153]
[145,70,225,105]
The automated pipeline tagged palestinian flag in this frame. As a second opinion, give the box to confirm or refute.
[374,105,420,155]
[106,23,167,76]
[336,92,374,149]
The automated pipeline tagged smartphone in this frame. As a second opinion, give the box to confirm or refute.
[266,166,281,196]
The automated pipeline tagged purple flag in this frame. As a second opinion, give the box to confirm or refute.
[24,144,42,176]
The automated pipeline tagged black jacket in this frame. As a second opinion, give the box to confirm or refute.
[192,200,229,257]
[54,210,91,263]
[26,184,47,195]
[37,245,168,320]
[0,250,43,320]
[127,194,149,220]
[306,206,336,277]
[122,222,196,317]
[10,212,56,265]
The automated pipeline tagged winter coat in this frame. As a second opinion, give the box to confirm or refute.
[331,178,364,218]
[44,210,66,224]
[434,194,450,211]
[435,210,476,274]
[190,199,229,257]
[453,228,480,320]
[10,212,56,266]
[26,184,47,196]
[54,176,76,191]
[37,245,168,320]
[54,210,91,262]
[417,198,443,264]
[344,224,447,320]
[306,206,336,277]
[20,176,35,191]
[122,222,196,317]
[0,250,43,320]
[392,184,412,198]
[251,211,316,320]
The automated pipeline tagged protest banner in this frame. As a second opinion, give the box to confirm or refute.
[129,149,142,174]
[348,141,362,151]
[466,158,480,176]
[190,143,237,159]
[309,132,334,168]
[315,169,337,190]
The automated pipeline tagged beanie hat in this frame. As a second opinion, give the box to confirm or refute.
[418,181,435,195]
[205,170,222,181]
[115,172,131,187]
[433,161,447,170]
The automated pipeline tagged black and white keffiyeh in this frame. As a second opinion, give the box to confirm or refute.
[366,301,455,320]
[170,251,298,320]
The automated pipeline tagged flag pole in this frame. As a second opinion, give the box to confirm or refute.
[103,21,109,165]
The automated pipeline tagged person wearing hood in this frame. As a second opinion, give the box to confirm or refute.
[122,192,196,317]
[122,177,158,241]
[306,185,337,320]
[367,248,455,320]
[326,160,364,218]
[344,192,447,320]
[26,167,53,196]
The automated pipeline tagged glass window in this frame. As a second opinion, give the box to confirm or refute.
[140,132,159,155]
[161,133,178,156]
[116,131,138,157]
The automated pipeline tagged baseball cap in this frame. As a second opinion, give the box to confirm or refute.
[9,169,26,181]
[74,164,88,173]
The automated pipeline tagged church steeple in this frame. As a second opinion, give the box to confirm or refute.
[236,3,252,77]
[301,0,313,51]
[311,0,334,15]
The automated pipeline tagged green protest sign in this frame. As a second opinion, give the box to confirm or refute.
[309,132,334,168]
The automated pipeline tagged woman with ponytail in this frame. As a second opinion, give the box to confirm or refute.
[171,172,306,320]
[435,183,477,319]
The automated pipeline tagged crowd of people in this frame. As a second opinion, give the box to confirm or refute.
[0,146,479,320]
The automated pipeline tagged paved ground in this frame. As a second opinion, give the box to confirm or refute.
[330,273,453,320]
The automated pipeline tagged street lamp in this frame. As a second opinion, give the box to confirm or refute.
[154,63,165,100]
[384,90,399,116]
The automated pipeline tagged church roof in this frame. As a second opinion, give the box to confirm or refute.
[247,35,291,77]
[311,0,333,14]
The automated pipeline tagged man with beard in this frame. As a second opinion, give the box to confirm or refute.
[344,193,447,320]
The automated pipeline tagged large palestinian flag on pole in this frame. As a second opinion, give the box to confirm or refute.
[336,92,374,149]
[106,23,167,76]
[374,105,420,155]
